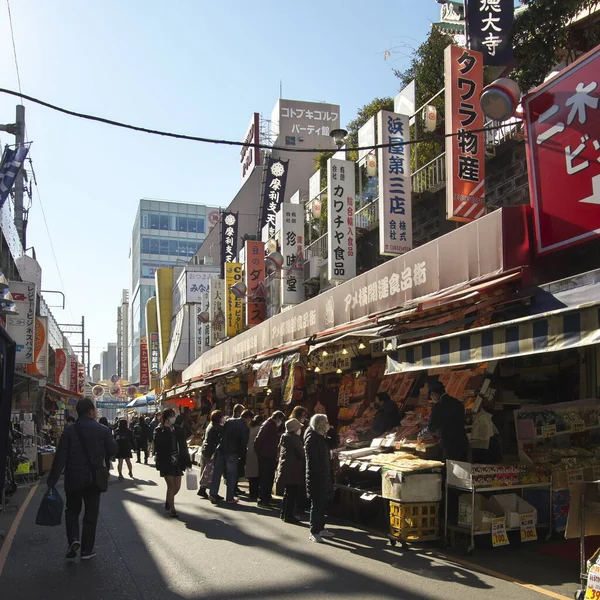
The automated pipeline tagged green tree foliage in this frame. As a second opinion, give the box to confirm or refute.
[512,0,600,91]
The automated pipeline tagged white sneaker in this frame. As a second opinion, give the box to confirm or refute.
[320,529,335,538]
[309,533,323,543]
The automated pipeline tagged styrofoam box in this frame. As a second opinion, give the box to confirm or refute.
[447,460,476,489]
[382,471,442,502]
[489,493,537,529]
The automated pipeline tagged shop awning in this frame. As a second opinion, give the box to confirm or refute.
[44,382,83,399]
[126,394,157,408]
[385,302,600,374]
[308,326,387,355]
[161,307,195,378]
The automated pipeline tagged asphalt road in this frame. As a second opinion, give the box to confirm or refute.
[0,464,575,600]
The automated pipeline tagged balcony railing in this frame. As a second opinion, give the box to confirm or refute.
[304,233,328,261]
[411,152,446,195]
[355,197,379,232]
[485,117,524,148]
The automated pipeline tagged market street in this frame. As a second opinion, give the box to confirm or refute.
[0,465,578,600]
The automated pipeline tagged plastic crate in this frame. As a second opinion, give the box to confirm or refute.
[389,501,439,542]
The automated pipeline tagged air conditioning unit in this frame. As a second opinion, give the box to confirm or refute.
[304,256,324,282]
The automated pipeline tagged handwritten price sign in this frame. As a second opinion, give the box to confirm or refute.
[491,517,509,547]
[571,420,585,432]
[520,512,537,543]
[586,564,600,598]
[541,424,557,438]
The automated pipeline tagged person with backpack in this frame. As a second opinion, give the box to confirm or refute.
[47,398,117,560]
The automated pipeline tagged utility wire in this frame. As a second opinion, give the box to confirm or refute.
[5,1,22,98]
[0,87,510,153]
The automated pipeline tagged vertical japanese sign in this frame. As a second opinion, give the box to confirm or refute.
[55,348,67,385]
[261,157,289,239]
[241,112,261,184]
[26,316,48,377]
[6,281,37,364]
[199,292,210,356]
[280,203,305,305]
[465,0,513,67]
[186,272,213,303]
[523,45,600,254]
[69,356,78,394]
[150,332,160,374]
[377,110,413,255]
[225,263,243,338]
[209,278,226,346]
[221,211,239,277]
[444,45,486,222]
[244,240,266,326]
[77,362,85,394]
[139,337,150,386]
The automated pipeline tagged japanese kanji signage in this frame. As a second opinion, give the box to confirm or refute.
[444,45,486,222]
[261,157,289,239]
[225,263,243,338]
[327,158,356,282]
[77,362,85,394]
[221,211,239,276]
[139,337,150,386]
[150,332,160,374]
[209,278,226,346]
[241,112,261,184]
[524,45,600,254]
[186,271,216,304]
[272,99,341,147]
[465,0,513,66]
[6,281,37,364]
[69,356,78,394]
[377,110,413,255]
[280,203,305,305]
[26,317,48,377]
[55,348,67,385]
[244,240,266,326]
[200,292,210,356]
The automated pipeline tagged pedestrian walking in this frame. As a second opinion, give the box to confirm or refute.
[114,419,135,480]
[290,406,308,430]
[133,417,150,464]
[197,409,224,499]
[148,411,161,457]
[245,414,263,501]
[47,397,117,560]
[153,409,192,518]
[209,409,253,505]
[276,418,305,524]
[254,410,286,509]
[305,414,335,543]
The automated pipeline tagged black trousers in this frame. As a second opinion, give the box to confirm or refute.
[309,495,327,535]
[66,486,101,554]
[248,477,259,499]
[136,443,148,463]
[258,456,277,503]
[281,484,300,520]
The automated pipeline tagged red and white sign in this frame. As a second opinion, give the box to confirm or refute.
[244,240,266,325]
[69,356,78,394]
[55,349,67,385]
[444,45,486,222]
[524,45,600,254]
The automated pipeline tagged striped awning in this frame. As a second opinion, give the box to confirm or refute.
[385,303,600,374]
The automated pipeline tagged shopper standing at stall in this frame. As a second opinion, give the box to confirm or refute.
[427,381,468,462]
[371,392,401,438]
[276,418,305,524]
[153,409,192,518]
[305,414,335,543]
[197,409,224,499]
[254,410,286,509]
[245,414,264,501]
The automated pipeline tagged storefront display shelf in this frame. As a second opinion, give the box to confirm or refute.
[444,480,553,554]
[519,423,600,441]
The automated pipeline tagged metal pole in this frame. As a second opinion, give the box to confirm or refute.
[87,339,91,377]
[81,316,85,375]
[14,104,25,248]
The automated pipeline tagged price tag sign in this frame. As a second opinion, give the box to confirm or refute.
[359,462,368,472]
[491,517,510,547]
[585,564,600,598]
[571,420,585,432]
[568,468,585,487]
[368,465,381,472]
[541,424,557,438]
[519,512,538,543]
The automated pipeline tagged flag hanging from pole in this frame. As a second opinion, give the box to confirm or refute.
[0,145,29,208]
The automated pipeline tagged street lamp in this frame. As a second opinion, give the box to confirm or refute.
[330,128,348,149]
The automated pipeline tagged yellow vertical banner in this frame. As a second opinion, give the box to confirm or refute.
[225,262,243,338]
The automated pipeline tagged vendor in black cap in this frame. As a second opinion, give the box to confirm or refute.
[427,381,468,462]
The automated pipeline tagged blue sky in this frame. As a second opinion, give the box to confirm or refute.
[0,0,440,367]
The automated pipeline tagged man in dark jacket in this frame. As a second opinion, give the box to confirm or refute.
[427,381,468,462]
[133,417,150,464]
[47,398,117,560]
[371,392,401,437]
[254,410,285,508]
[209,409,253,504]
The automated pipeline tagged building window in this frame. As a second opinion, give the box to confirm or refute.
[149,214,160,229]
[150,238,159,254]
[141,237,150,254]
[285,136,296,146]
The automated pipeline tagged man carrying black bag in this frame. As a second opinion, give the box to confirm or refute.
[47,398,117,561]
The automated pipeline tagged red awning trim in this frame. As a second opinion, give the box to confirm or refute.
[45,382,83,399]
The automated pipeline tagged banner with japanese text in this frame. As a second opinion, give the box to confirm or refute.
[260,157,289,239]
[465,0,513,66]
[26,317,48,377]
[200,292,210,356]
[55,348,67,386]
[280,203,305,305]
[77,362,85,394]
[377,110,412,255]
[221,212,238,277]
[225,263,243,338]
[6,281,37,364]
[444,45,486,222]
[209,278,226,346]
[150,332,160,374]
[139,337,150,386]
[69,356,78,394]
[244,240,266,325]
[327,158,356,282]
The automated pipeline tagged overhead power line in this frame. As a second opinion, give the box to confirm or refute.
[5,1,23,98]
[0,87,508,154]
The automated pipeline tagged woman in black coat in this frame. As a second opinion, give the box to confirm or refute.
[114,419,135,480]
[276,418,305,524]
[153,409,192,518]
[197,409,224,499]
[304,414,335,543]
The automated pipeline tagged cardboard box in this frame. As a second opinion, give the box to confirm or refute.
[458,493,501,532]
[488,493,537,529]
[382,471,442,502]
[566,482,600,539]
[37,452,54,472]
